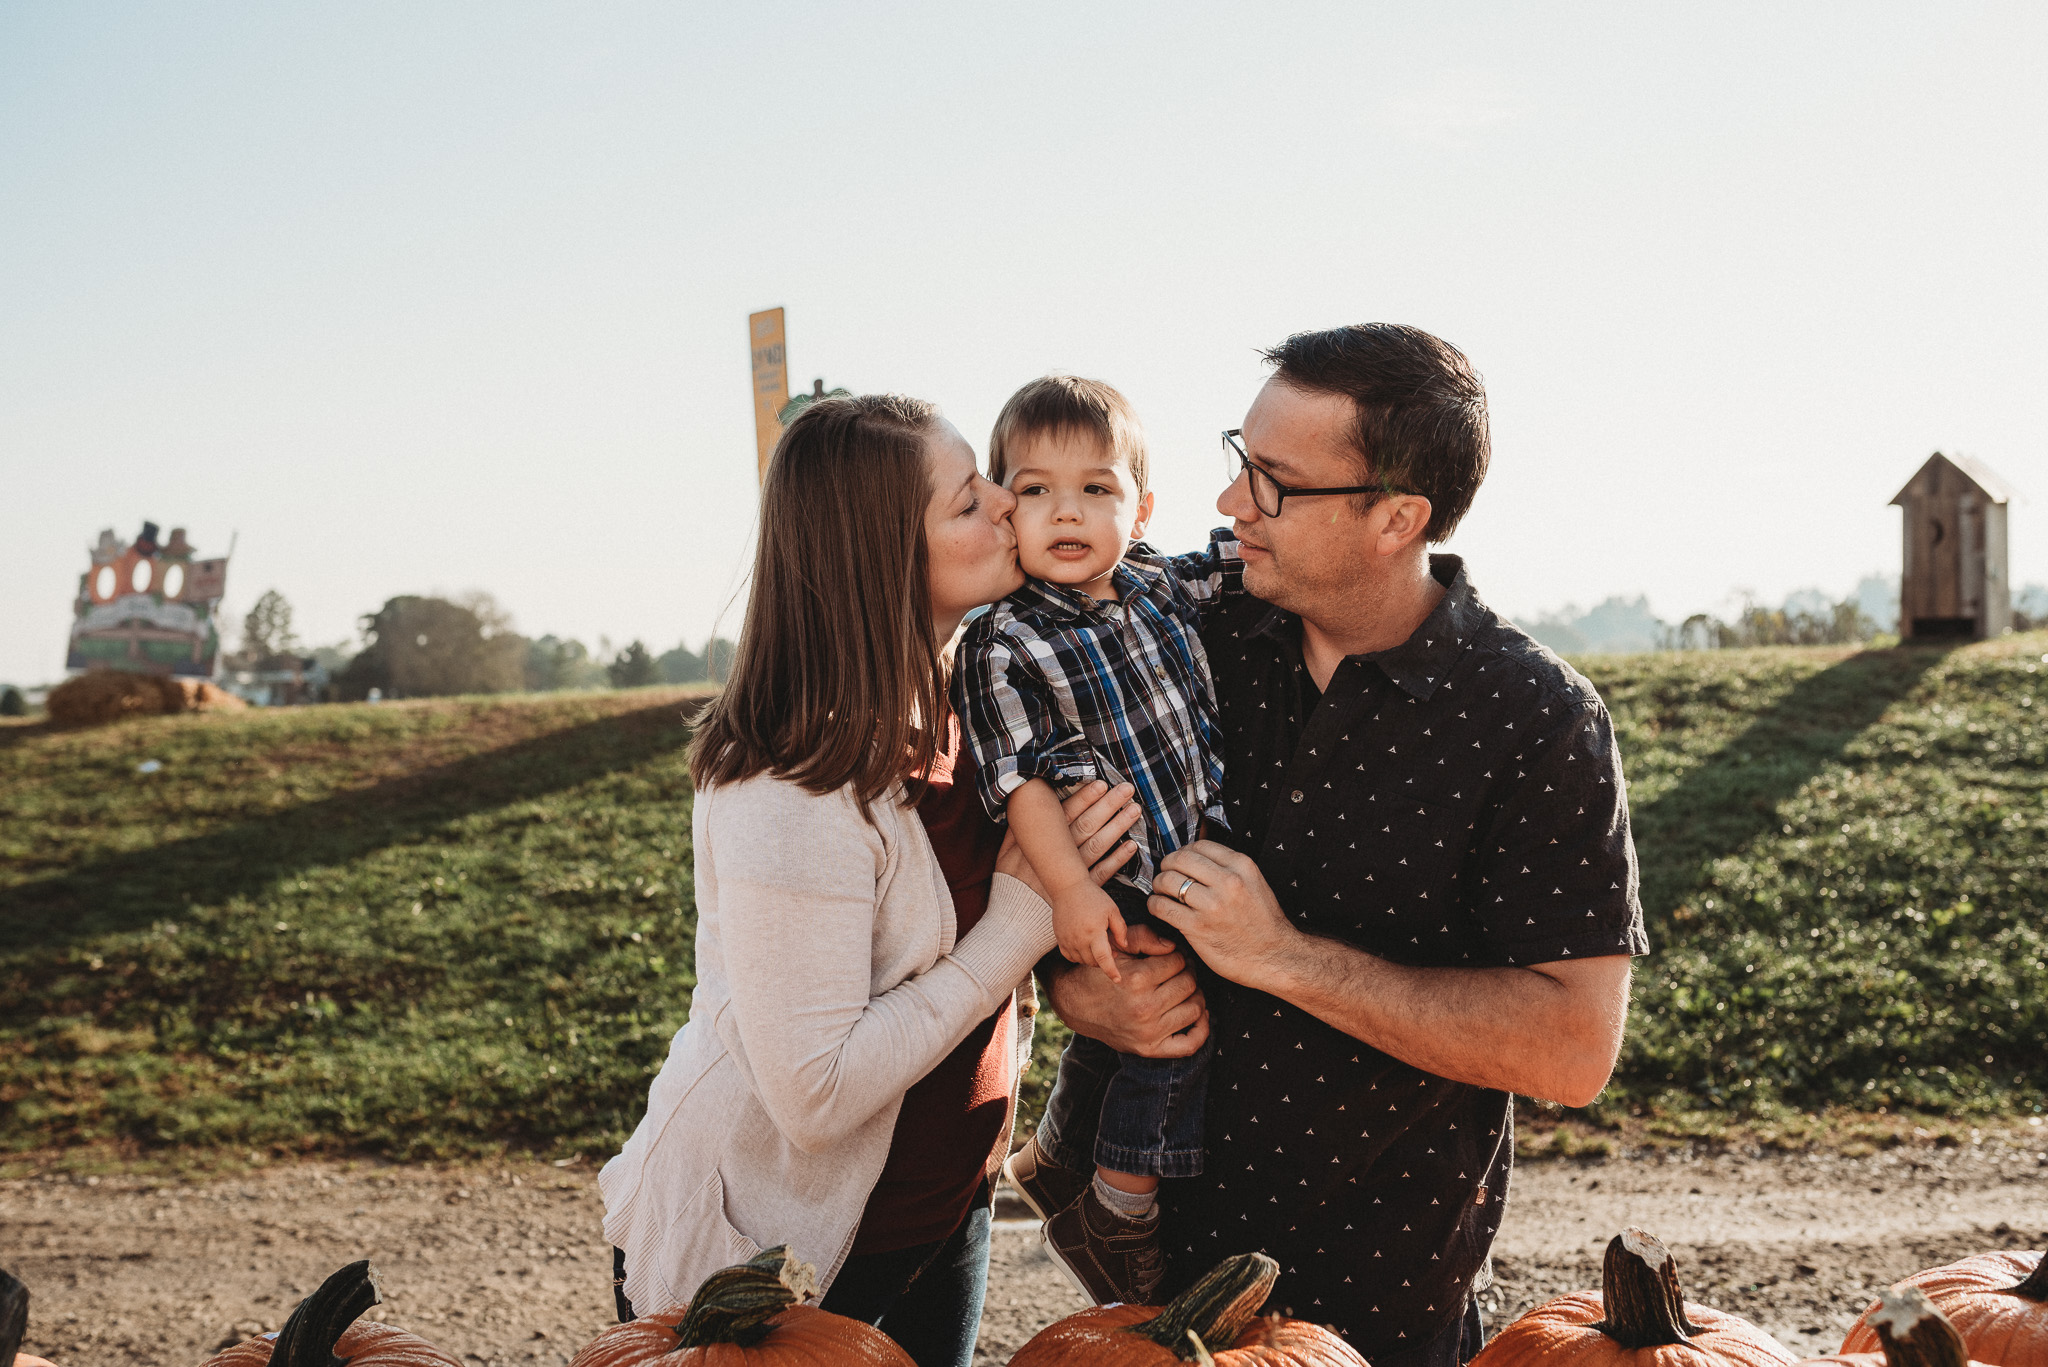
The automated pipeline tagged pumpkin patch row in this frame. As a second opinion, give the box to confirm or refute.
[4,1229,2041,1366]
[1471,1230,2046,1367]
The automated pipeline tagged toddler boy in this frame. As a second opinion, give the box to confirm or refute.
[952,374,1238,1305]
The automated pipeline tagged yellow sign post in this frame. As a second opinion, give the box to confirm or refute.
[749,308,789,481]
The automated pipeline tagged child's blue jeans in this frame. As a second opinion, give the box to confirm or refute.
[1033,881,1209,1179]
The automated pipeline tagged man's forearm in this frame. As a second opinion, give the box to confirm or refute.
[1250,934,1632,1107]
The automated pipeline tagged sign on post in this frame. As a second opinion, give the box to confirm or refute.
[749,308,789,481]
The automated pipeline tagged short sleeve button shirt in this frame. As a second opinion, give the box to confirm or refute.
[1157,541,1649,1360]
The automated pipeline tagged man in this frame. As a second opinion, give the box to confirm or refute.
[1033,323,1647,1367]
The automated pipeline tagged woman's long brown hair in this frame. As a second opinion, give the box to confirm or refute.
[688,394,946,812]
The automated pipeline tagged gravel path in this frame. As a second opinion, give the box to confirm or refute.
[5,1136,2043,1364]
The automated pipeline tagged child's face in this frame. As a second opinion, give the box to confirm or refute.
[1006,429,1155,599]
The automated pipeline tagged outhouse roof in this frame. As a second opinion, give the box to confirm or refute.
[1890,451,2018,507]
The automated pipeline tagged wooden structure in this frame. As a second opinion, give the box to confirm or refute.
[1891,452,2014,640]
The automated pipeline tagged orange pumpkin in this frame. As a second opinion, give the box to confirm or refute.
[1840,1252,2045,1367]
[1800,1286,1992,1367]
[1468,1229,1796,1367]
[199,1260,459,1367]
[1005,1251,1365,1366]
[568,1245,915,1366]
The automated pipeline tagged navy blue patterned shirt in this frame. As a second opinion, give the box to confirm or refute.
[1156,540,1649,1360]
[951,539,1240,893]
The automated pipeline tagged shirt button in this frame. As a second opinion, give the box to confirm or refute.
[1290,790,1304,803]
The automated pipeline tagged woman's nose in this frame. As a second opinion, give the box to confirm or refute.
[989,482,1018,518]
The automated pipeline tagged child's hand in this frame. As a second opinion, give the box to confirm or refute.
[1053,882,1128,982]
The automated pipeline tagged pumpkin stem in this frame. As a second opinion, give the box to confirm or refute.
[1868,1286,1971,1367]
[2008,1255,2048,1303]
[1126,1252,1280,1360]
[1591,1228,1702,1348]
[1187,1329,1217,1366]
[267,1260,383,1367]
[671,1246,819,1350]
[0,1268,28,1367]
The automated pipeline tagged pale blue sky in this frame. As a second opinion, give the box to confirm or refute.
[4,3,2044,684]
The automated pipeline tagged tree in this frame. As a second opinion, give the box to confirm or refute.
[526,635,605,691]
[242,590,298,663]
[655,636,737,684]
[335,595,526,700]
[0,686,24,717]
[608,640,658,688]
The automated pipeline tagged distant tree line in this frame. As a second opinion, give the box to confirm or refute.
[1669,597,1878,650]
[266,591,738,702]
[1526,577,1903,657]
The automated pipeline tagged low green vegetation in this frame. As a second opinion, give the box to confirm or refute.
[1598,634,2047,1119]
[3,635,2043,1168]
[2,690,709,1163]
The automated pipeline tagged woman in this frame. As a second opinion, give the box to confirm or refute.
[600,394,1142,1367]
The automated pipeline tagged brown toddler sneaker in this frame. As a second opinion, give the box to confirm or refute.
[1002,1135,1089,1222]
[1041,1184,1166,1306]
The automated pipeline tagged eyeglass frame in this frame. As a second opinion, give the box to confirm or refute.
[1222,429,1417,518]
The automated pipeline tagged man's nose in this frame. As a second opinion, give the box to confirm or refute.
[1218,469,1256,523]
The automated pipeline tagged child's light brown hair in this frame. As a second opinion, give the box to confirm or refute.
[987,374,1149,494]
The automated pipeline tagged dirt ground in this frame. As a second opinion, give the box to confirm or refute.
[5,1136,2044,1365]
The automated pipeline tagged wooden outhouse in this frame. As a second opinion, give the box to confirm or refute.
[1891,452,2014,640]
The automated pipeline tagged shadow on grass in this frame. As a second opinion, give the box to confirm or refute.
[1629,644,1953,922]
[1,697,704,954]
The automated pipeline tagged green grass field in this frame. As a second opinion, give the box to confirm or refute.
[3,635,2044,1167]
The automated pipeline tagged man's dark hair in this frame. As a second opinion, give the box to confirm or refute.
[1262,323,1490,541]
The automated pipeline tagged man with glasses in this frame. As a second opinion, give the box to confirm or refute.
[1039,324,1647,1367]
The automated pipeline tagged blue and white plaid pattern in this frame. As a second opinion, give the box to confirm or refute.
[951,536,1240,892]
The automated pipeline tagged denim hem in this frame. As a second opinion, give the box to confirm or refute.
[1092,1139,1205,1179]
[1031,1113,1093,1175]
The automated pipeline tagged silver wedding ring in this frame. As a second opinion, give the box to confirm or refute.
[1176,876,1197,900]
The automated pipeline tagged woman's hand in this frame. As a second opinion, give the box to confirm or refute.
[995,780,1140,904]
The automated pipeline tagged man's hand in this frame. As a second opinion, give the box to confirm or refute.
[1150,841,1632,1107]
[1042,924,1209,1058]
[1147,839,1301,995]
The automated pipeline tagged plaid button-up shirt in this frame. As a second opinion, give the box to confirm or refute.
[951,536,1240,892]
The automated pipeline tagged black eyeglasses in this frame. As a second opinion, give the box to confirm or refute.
[1223,429,1415,518]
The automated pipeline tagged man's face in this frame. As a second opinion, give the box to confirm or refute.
[1218,379,1383,613]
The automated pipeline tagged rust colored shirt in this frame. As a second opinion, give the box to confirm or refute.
[850,720,1014,1254]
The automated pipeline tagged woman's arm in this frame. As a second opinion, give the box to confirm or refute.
[711,778,1138,1155]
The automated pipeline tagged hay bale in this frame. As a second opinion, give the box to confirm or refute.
[179,679,246,712]
[46,671,245,726]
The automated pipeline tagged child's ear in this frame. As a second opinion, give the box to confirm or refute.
[1129,490,1156,541]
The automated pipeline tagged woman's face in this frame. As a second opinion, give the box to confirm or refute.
[924,417,1021,640]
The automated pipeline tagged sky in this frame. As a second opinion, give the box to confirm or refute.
[3,3,2045,684]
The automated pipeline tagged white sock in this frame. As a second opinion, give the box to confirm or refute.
[1092,1173,1157,1219]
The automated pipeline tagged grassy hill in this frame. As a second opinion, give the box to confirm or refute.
[3,636,2044,1167]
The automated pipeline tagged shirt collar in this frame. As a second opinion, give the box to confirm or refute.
[1249,554,1482,702]
[1007,542,1168,622]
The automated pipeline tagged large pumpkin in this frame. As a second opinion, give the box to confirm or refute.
[1468,1229,1796,1367]
[199,1260,459,1367]
[1005,1251,1365,1366]
[1840,1252,2046,1367]
[1800,1286,1992,1367]
[568,1245,914,1366]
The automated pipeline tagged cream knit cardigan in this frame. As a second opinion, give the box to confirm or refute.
[599,772,1058,1314]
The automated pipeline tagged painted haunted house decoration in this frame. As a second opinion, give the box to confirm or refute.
[66,522,230,677]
